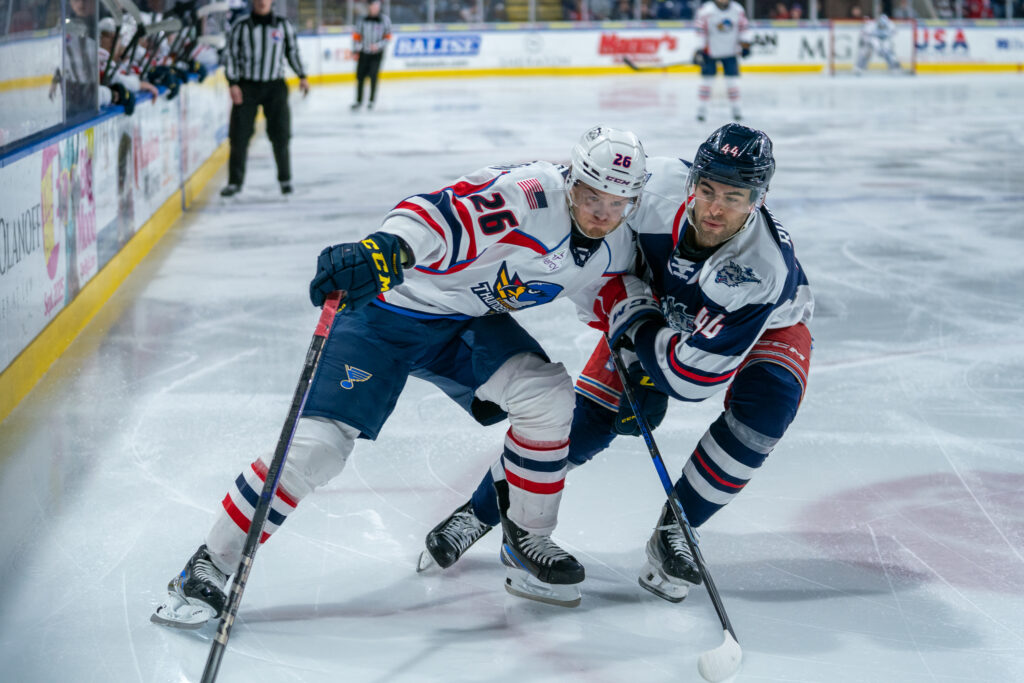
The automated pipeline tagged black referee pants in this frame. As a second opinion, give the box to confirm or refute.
[228,79,291,186]
[355,52,383,104]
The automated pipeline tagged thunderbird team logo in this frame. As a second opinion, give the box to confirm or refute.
[471,262,563,313]
[340,364,372,390]
[715,260,761,287]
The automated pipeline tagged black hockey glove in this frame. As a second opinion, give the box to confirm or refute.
[741,43,752,59]
[692,49,706,67]
[614,361,668,437]
[110,83,136,115]
[309,231,407,309]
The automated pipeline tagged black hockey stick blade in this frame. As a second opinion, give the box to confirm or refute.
[622,55,696,71]
[200,291,344,683]
[622,56,642,71]
[606,340,742,683]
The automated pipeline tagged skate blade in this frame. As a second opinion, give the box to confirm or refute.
[504,567,581,608]
[150,593,216,630]
[638,559,690,603]
[416,550,437,573]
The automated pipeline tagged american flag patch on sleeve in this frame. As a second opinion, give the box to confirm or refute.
[516,178,548,210]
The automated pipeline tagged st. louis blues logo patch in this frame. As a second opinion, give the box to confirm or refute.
[715,260,761,287]
[340,364,372,389]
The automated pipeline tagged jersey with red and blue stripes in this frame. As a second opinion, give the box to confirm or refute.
[376,160,635,323]
[628,156,813,402]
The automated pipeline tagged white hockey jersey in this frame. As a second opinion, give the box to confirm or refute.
[376,161,636,324]
[627,157,813,402]
[695,1,751,59]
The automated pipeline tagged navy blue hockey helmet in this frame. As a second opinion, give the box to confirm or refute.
[687,123,775,207]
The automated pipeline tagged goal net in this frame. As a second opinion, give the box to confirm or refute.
[828,19,917,75]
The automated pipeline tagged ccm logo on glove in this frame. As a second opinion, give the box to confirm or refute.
[361,236,397,292]
[309,231,408,309]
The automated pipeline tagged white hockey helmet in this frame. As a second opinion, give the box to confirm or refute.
[568,126,648,199]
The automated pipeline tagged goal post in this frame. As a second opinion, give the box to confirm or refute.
[828,19,917,76]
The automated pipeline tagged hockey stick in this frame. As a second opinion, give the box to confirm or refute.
[607,340,742,683]
[622,56,697,72]
[196,1,231,18]
[200,291,344,683]
[136,17,184,78]
[98,0,123,85]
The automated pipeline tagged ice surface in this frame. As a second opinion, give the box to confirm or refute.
[1,73,1023,682]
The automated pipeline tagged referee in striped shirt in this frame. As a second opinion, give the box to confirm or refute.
[221,0,309,197]
[350,1,391,111]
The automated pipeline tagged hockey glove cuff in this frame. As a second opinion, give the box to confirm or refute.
[592,274,662,350]
[614,361,668,436]
[692,49,706,66]
[309,231,407,309]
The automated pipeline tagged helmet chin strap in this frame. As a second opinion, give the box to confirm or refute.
[568,218,606,267]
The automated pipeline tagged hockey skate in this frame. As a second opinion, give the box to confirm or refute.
[500,516,584,608]
[151,545,228,630]
[638,502,702,603]
[416,500,493,572]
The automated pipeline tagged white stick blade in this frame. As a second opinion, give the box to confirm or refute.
[197,1,231,17]
[198,34,226,48]
[698,629,742,682]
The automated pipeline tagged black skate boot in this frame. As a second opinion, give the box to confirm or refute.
[151,544,228,629]
[417,500,493,572]
[495,480,584,607]
[639,502,702,603]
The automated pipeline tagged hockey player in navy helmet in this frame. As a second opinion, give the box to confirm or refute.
[422,123,814,604]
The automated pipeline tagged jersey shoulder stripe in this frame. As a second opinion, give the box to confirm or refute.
[499,229,550,255]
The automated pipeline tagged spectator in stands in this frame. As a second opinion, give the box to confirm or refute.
[487,2,509,20]
[770,1,791,17]
[611,0,637,18]
[563,0,585,19]
[892,0,916,18]
[965,0,994,16]
[459,0,483,21]
[790,2,804,18]
[849,4,864,18]
[651,0,682,18]
[590,0,614,18]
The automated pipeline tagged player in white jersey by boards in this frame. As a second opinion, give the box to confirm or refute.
[150,127,649,628]
[422,124,814,604]
[855,14,903,74]
[694,0,752,122]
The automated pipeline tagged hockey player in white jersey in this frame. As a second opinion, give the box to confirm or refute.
[422,124,813,604]
[151,126,648,628]
[694,0,752,122]
[854,14,903,74]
